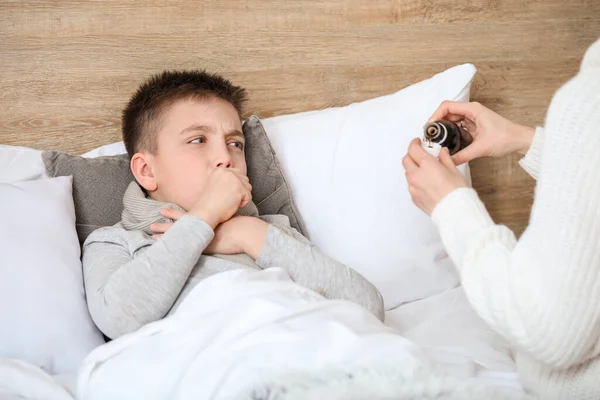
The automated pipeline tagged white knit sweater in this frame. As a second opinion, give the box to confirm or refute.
[431,38,600,399]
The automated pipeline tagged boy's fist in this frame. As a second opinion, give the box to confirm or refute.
[189,168,252,228]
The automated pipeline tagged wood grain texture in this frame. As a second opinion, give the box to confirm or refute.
[1,0,599,235]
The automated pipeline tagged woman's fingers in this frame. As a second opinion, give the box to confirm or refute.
[438,147,456,169]
[402,154,419,172]
[407,138,436,166]
[462,118,477,133]
[437,113,464,123]
[427,101,480,123]
[460,127,474,147]
[451,141,486,165]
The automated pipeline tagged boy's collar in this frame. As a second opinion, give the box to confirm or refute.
[121,181,259,235]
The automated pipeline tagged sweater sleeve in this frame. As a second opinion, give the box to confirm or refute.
[255,215,384,321]
[518,126,545,180]
[431,66,600,370]
[82,215,214,339]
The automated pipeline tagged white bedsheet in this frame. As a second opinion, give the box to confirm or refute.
[0,359,76,400]
[0,270,524,400]
[385,287,522,391]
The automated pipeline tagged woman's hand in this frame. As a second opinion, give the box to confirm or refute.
[428,101,535,165]
[403,139,468,215]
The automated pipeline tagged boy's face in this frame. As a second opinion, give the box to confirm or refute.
[148,97,246,210]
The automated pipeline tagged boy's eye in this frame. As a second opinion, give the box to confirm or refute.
[230,141,244,150]
[189,137,205,144]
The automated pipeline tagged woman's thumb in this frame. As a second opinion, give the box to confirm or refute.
[451,143,482,166]
[439,147,456,169]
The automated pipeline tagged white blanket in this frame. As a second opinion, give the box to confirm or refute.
[1,269,525,399]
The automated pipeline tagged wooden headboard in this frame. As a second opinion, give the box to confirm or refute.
[1,1,598,235]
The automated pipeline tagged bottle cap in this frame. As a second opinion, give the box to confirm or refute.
[421,139,441,158]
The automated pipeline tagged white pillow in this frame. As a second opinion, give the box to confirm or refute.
[0,141,127,182]
[261,64,476,309]
[79,64,475,310]
[0,176,105,374]
[82,142,126,158]
[0,145,48,183]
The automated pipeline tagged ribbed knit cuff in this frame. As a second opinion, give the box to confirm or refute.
[518,126,544,180]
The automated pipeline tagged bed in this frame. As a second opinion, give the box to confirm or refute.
[1,1,599,399]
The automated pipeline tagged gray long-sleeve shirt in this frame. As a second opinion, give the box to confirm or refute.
[82,214,384,339]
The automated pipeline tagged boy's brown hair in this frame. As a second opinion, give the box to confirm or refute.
[122,70,248,158]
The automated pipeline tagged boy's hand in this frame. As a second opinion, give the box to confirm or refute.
[188,168,253,229]
[149,208,185,240]
[222,216,268,260]
[204,216,267,256]
[151,212,268,259]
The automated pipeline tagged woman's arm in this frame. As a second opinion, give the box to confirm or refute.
[430,66,600,369]
[518,126,545,180]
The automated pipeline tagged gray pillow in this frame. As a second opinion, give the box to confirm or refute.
[244,116,306,235]
[42,115,306,244]
[42,152,134,244]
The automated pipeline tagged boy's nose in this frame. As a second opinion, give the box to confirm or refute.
[214,145,233,168]
[216,160,231,168]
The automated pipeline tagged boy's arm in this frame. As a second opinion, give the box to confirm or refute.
[82,215,214,339]
[234,215,384,321]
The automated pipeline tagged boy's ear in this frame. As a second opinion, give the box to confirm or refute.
[130,152,158,192]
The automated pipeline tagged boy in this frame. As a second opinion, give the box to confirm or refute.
[82,70,383,339]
